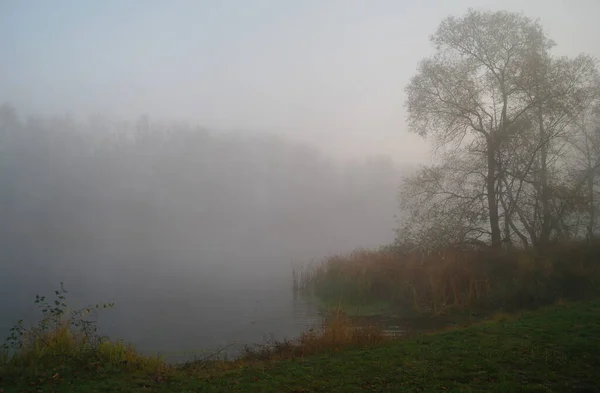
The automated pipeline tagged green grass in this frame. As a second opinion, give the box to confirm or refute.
[3,299,600,392]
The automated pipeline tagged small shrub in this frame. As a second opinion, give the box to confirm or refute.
[0,283,167,381]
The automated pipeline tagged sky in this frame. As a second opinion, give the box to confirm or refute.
[1,0,599,163]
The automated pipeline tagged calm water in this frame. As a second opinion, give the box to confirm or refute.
[0,252,324,363]
[96,274,324,363]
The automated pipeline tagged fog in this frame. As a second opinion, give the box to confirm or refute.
[0,108,407,358]
[1,0,600,359]
[3,1,599,161]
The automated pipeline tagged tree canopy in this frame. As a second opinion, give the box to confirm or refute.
[398,9,600,251]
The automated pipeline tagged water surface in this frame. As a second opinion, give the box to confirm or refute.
[0,252,323,363]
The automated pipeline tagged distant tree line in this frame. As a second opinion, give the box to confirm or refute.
[0,105,403,275]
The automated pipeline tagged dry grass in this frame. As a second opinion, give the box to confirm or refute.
[298,239,600,316]
[238,307,387,362]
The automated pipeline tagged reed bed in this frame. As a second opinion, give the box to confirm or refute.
[296,239,600,315]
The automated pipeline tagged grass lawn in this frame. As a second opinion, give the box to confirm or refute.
[2,299,600,392]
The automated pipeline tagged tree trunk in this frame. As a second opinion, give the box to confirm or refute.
[538,105,552,246]
[588,167,595,240]
[487,136,502,248]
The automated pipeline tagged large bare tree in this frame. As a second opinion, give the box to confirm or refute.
[402,9,599,249]
[405,9,553,247]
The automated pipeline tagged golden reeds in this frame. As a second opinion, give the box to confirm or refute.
[295,239,600,315]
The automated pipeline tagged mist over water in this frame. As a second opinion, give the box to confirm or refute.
[0,109,406,360]
[3,0,598,365]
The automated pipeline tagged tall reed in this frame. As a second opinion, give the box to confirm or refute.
[296,239,600,315]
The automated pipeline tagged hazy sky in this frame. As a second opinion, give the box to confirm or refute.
[1,0,599,162]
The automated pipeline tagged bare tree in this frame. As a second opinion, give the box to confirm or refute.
[498,54,599,246]
[568,102,600,239]
[402,9,599,249]
[397,149,489,251]
[405,9,554,248]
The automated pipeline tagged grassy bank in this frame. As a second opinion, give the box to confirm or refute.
[2,298,599,392]
[295,239,600,317]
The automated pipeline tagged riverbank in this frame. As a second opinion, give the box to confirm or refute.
[2,299,599,392]
[295,240,600,319]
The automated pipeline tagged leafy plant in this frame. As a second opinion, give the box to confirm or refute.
[1,282,114,366]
